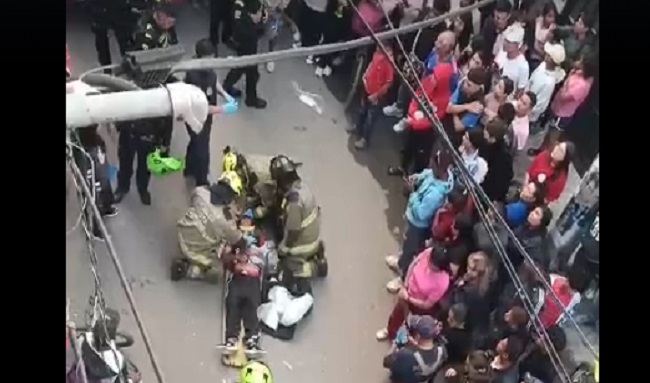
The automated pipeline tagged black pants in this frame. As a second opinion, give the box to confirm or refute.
[316,13,346,68]
[298,4,325,48]
[185,124,212,186]
[400,128,435,175]
[225,275,261,339]
[117,131,156,195]
[210,0,234,47]
[92,24,131,70]
[223,51,260,100]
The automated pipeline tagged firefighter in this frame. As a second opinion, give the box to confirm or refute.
[269,155,323,295]
[114,1,179,206]
[222,0,268,109]
[85,0,142,72]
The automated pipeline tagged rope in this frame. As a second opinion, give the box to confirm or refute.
[170,0,495,73]
[348,2,573,380]
[68,159,168,383]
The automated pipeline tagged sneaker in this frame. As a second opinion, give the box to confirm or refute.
[354,138,367,150]
[392,119,407,133]
[266,61,275,73]
[383,104,404,117]
[245,335,261,352]
[315,66,324,77]
[386,277,403,294]
[306,55,314,65]
[376,328,389,341]
[219,338,238,351]
[385,255,399,271]
[322,66,332,77]
[103,206,119,218]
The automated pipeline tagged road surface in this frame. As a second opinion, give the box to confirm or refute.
[66,5,408,383]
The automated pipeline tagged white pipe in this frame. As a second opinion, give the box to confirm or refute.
[66,82,209,133]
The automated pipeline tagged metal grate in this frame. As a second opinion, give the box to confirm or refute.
[121,45,186,88]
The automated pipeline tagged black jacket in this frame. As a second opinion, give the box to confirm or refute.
[508,224,547,268]
[481,141,514,203]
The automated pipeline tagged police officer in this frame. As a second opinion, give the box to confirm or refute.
[183,39,238,186]
[269,155,322,295]
[114,1,179,205]
[85,0,142,71]
[222,0,268,109]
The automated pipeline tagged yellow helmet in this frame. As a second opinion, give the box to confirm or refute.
[219,171,244,196]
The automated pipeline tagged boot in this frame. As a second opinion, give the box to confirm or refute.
[139,190,151,206]
[246,98,267,109]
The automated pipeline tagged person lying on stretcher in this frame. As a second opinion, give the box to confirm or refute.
[220,245,265,353]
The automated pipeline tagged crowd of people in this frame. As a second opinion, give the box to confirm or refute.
[333,1,599,382]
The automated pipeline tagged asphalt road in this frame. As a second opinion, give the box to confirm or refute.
[66,5,411,383]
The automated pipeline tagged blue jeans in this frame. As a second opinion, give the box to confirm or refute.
[397,221,430,278]
[355,101,380,144]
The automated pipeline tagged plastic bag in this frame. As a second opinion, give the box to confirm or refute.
[267,286,292,315]
[280,293,314,327]
[257,303,280,331]
[292,81,324,115]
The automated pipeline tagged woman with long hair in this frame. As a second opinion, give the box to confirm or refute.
[482,77,514,125]
[527,2,557,71]
[525,140,575,203]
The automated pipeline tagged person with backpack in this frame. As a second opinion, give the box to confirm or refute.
[384,315,447,383]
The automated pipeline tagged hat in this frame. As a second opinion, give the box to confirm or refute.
[503,23,524,44]
[544,42,566,65]
[407,315,440,339]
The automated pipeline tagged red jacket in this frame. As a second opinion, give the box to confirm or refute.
[363,51,394,97]
[406,62,454,131]
[527,150,568,202]
[539,275,578,329]
[431,198,473,245]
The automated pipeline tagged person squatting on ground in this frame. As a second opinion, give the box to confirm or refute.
[182,39,238,187]
[220,244,264,352]
[173,173,248,280]
[222,0,268,109]
[71,125,119,241]
[351,42,395,150]
[263,0,301,73]
[114,2,179,206]
[270,155,322,296]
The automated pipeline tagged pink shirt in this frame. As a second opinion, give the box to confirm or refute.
[551,73,593,118]
[405,248,450,307]
[512,115,530,151]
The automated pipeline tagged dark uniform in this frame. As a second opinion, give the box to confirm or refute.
[115,10,178,205]
[222,0,267,108]
[183,41,219,187]
[85,0,143,71]
[210,0,235,49]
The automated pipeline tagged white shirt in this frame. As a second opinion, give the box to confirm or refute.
[494,50,530,92]
[526,62,558,122]
[461,148,489,185]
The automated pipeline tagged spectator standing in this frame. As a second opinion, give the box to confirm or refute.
[505,179,545,229]
[473,202,510,260]
[492,23,529,98]
[525,42,566,134]
[527,2,557,71]
[525,140,575,203]
[481,0,513,57]
[553,13,597,70]
[299,0,328,64]
[314,0,351,77]
[520,326,568,383]
[511,91,536,152]
[351,44,395,149]
[446,67,488,147]
[528,54,596,156]
[508,205,553,268]
[491,335,525,383]
[459,130,489,185]
[443,303,473,366]
[482,76,514,125]
[481,119,513,203]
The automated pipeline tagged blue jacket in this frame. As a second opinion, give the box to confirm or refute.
[405,169,455,229]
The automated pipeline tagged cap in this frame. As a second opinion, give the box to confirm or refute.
[407,315,440,339]
[544,42,566,65]
[195,39,216,58]
[504,23,524,44]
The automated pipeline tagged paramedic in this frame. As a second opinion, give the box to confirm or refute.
[172,171,248,281]
[270,155,321,295]
[183,39,237,186]
[115,2,179,205]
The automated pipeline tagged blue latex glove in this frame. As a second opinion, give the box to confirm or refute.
[223,101,238,115]
[224,94,235,104]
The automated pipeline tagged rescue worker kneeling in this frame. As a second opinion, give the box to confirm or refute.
[172,171,247,281]
[220,245,263,352]
[270,155,327,296]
